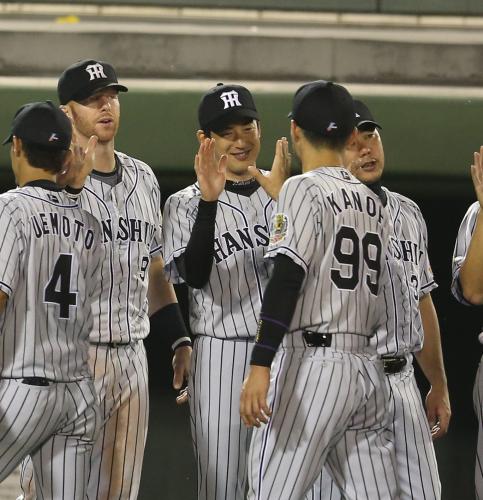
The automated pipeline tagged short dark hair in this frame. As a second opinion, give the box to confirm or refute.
[22,140,69,174]
[300,126,351,151]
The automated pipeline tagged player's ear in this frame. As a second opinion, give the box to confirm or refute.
[290,120,300,143]
[256,120,261,138]
[12,136,22,157]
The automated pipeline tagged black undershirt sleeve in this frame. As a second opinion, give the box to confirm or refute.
[250,254,305,367]
[174,199,218,289]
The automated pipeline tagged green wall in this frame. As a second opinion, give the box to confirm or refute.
[1,87,481,185]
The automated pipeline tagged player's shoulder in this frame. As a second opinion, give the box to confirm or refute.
[115,151,158,183]
[166,183,201,204]
[463,200,480,218]
[385,188,421,212]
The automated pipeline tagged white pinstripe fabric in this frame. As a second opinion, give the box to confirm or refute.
[189,336,253,500]
[19,153,159,500]
[452,201,483,500]
[247,168,399,500]
[247,347,398,500]
[308,189,441,499]
[1,378,99,500]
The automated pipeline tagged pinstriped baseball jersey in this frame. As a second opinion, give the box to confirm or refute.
[265,167,390,337]
[374,188,437,356]
[162,179,274,339]
[0,184,104,381]
[452,201,479,304]
[76,151,162,343]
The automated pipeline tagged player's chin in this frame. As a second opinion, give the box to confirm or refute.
[357,168,382,185]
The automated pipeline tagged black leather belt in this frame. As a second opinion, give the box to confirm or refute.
[303,331,332,347]
[21,377,52,386]
[382,356,407,374]
[96,342,131,348]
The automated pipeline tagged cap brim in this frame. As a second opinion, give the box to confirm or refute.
[72,82,128,103]
[357,119,382,130]
[2,134,12,146]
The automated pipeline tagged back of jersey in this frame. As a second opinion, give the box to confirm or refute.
[0,184,104,381]
[266,167,391,336]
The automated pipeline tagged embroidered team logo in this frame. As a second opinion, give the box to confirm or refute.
[220,90,242,109]
[48,133,59,142]
[85,63,107,81]
[269,213,289,245]
[326,122,338,132]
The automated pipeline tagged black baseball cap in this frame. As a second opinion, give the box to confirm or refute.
[198,83,259,132]
[58,59,128,105]
[290,80,356,138]
[2,101,72,150]
[354,100,382,130]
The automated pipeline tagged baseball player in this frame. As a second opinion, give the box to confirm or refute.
[0,101,103,498]
[19,59,192,500]
[240,81,400,500]
[451,145,483,499]
[161,83,290,500]
[308,100,451,500]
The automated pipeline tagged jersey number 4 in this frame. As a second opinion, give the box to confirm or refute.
[44,254,77,319]
[331,226,382,295]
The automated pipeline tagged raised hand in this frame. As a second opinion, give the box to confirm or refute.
[57,131,98,189]
[195,137,227,202]
[471,146,483,209]
[248,137,291,200]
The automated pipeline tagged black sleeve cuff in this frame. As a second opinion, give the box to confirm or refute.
[150,303,192,351]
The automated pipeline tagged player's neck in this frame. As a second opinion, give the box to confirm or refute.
[301,149,344,173]
[16,162,56,187]
[92,141,117,173]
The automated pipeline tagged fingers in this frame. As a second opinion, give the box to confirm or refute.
[176,387,188,405]
[240,389,271,428]
[247,165,264,184]
[218,154,227,175]
[85,135,98,156]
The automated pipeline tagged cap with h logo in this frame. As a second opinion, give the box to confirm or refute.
[290,80,356,138]
[2,101,72,151]
[354,99,382,130]
[198,83,259,132]
[57,59,128,105]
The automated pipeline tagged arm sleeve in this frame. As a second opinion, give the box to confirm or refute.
[0,200,22,297]
[250,254,305,367]
[174,199,217,288]
[161,193,198,284]
[264,176,320,273]
[149,177,163,258]
[416,209,438,298]
[451,202,480,305]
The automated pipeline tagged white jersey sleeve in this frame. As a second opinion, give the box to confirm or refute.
[149,175,163,258]
[417,210,437,298]
[0,199,23,297]
[265,175,318,273]
[161,185,199,284]
[452,201,480,305]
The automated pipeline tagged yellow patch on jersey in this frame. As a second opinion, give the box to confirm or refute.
[269,213,289,245]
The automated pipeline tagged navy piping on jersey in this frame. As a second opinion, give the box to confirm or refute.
[123,163,139,342]
[17,192,78,209]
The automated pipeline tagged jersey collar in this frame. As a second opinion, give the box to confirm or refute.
[23,179,63,191]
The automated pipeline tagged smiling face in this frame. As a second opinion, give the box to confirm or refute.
[344,128,385,184]
[201,118,261,180]
[66,87,120,145]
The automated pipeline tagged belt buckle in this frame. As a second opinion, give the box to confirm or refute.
[303,331,332,348]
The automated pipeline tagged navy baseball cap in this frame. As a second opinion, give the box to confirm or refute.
[3,101,72,150]
[354,100,382,130]
[198,83,259,132]
[290,80,356,138]
[58,59,128,105]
